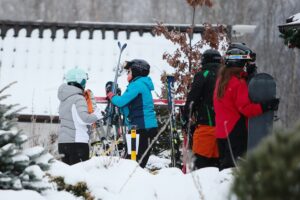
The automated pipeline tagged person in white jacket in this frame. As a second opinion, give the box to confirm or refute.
[57,68,102,165]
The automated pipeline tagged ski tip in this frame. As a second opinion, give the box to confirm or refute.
[122,43,127,50]
[118,42,127,51]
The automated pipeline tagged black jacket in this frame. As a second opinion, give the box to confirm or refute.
[183,63,220,126]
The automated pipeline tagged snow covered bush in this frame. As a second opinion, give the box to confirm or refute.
[0,83,54,192]
[280,29,300,49]
[231,122,300,200]
[49,176,94,200]
[279,13,300,49]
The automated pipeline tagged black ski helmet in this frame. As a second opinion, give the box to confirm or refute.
[201,49,222,65]
[105,81,113,93]
[124,59,150,78]
[225,43,256,68]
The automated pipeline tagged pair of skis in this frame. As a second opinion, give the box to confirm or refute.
[167,75,193,172]
[87,42,127,158]
[104,42,127,156]
[84,89,107,157]
[166,75,181,168]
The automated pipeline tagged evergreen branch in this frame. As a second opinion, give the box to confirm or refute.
[0,82,17,94]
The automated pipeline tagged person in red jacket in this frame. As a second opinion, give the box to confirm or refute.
[213,43,279,170]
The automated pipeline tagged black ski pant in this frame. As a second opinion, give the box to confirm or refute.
[193,153,219,170]
[217,117,248,171]
[58,143,89,165]
[127,127,158,168]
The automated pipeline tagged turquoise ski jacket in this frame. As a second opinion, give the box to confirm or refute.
[111,76,158,129]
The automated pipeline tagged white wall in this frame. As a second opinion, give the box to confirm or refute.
[0,28,202,115]
[17,122,59,155]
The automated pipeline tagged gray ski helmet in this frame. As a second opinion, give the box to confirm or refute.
[201,49,222,65]
[225,43,256,68]
[124,59,150,78]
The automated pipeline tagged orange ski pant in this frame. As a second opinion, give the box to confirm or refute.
[192,125,219,158]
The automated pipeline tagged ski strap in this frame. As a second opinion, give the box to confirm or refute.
[84,89,94,113]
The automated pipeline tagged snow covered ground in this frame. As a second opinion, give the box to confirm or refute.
[0,155,234,200]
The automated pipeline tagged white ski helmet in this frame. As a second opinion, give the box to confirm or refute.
[65,68,88,88]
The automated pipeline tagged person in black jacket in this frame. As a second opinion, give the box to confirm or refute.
[183,49,221,169]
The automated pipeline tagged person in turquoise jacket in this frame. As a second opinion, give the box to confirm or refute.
[106,59,158,168]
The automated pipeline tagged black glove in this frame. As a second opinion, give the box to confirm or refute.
[261,98,280,112]
[116,88,122,96]
[246,62,257,76]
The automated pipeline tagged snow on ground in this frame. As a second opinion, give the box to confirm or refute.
[0,156,234,200]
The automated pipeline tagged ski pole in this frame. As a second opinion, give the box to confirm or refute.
[120,117,171,193]
[182,101,194,173]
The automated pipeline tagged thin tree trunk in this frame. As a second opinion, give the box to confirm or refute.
[188,6,196,72]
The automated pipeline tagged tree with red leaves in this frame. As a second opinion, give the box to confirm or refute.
[153,0,228,98]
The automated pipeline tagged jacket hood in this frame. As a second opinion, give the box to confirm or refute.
[133,76,154,91]
[58,83,83,101]
[202,63,220,71]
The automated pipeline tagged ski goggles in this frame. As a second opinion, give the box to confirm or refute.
[225,54,252,60]
[123,61,132,69]
[126,69,132,74]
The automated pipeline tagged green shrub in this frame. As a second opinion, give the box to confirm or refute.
[231,122,300,200]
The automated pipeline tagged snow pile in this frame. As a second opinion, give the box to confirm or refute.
[146,155,171,171]
[0,156,234,200]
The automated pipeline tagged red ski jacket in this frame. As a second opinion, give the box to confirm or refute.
[213,76,263,139]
